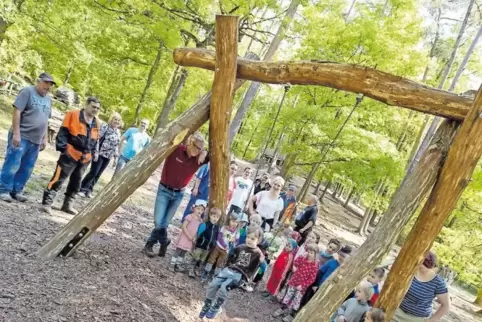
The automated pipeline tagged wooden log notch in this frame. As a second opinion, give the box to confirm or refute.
[376,85,482,320]
[294,119,459,322]
[173,48,473,121]
[208,15,238,216]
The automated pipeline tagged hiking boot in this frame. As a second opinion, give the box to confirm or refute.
[61,196,78,215]
[142,243,156,258]
[158,240,171,257]
[174,264,185,273]
[0,193,14,203]
[282,314,294,322]
[41,204,52,214]
[11,192,28,203]
[188,267,196,278]
[201,271,209,283]
[199,299,212,319]
[273,308,288,318]
[206,298,224,319]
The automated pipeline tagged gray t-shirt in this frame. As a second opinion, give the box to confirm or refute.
[13,86,52,144]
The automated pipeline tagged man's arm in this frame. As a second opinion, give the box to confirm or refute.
[56,112,72,152]
[248,195,257,215]
[11,109,21,147]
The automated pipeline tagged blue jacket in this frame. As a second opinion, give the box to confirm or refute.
[195,221,220,251]
[315,258,340,287]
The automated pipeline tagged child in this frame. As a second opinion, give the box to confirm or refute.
[199,228,263,319]
[234,212,249,246]
[249,213,264,242]
[333,281,374,322]
[202,214,238,281]
[319,238,342,266]
[363,308,386,322]
[273,243,319,319]
[268,225,294,260]
[294,231,320,260]
[170,199,206,272]
[366,267,385,305]
[264,239,297,298]
[299,245,352,311]
[189,207,221,278]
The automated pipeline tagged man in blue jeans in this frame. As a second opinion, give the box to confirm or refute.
[114,119,151,175]
[181,162,210,222]
[143,133,209,258]
[0,73,55,203]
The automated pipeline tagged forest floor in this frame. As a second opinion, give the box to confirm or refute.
[0,96,481,322]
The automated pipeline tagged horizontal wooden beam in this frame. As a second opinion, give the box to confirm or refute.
[173,48,474,121]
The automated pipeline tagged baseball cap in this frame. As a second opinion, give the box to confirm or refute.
[38,72,56,85]
[238,212,249,223]
[288,184,296,191]
[194,199,208,208]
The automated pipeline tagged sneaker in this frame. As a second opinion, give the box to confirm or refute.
[199,299,212,319]
[12,193,28,203]
[188,268,196,278]
[0,193,14,203]
[262,291,271,297]
[282,314,294,322]
[85,191,93,199]
[206,298,224,319]
[174,264,185,273]
[272,308,287,318]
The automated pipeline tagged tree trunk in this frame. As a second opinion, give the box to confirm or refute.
[344,187,355,207]
[174,48,473,121]
[64,62,75,85]
[132,40,164,125]
[332,183,339,198]
[344,0,357,21]
[319,181,331,203]
[36,79,254,259]
[406,0,475,175]
[337,186,345,199]
[314,181,323,195]
[228,0,300,143]
[268,132,285,173]
[280,152,298,178]
[358,179,385,234]
[369,210,379,227]
[299,162,320,202]
[450,25,482,91]
[377,87,482,320]
[0,16,10,46]
[475,286,482,306]
[207,15,238,216]
[242,121,259,159]
[156,66,189,132]
[294,119,459,322]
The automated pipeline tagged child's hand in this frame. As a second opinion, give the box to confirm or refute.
[337,316,346,322]
[296,285,302,291]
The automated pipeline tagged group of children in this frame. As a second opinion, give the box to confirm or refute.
[166,198,388,321]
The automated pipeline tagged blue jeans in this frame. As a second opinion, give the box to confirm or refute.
[0,133,40,195]
[182,193,209,222]
[114,155,129,175]
[146,183,184,246]
[206,268,242,301]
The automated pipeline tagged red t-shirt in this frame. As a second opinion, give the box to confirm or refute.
[161,144,208,189]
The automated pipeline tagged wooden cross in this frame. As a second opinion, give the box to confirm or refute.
[37,15,482,321]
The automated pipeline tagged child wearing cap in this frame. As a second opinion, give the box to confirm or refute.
[170,199,207,272]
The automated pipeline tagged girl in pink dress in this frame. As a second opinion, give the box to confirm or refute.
[170,199,206,272]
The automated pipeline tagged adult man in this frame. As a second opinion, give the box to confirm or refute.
[253,172,271,195]
[0,73,55,203]
[41,97,101,215]
[182,162,210,222]
[228,167,253,215]
[279,185,297,224]
[143,133,208,258]
[114,119,151,174]
[294,194,318,245]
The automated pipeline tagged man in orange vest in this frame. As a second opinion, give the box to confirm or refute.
[41,97,101,215]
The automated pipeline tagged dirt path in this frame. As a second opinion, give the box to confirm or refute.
[0,98,480,321]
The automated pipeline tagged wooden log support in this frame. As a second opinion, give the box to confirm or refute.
[173,48,473,120]
[376,85,482,320]
[209,15,238,214]
[294,119,459,322]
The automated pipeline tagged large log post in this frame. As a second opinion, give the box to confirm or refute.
[209,15,238,214]
[173,48,473,120]
[376,85,482,319]
[294,119,459,322]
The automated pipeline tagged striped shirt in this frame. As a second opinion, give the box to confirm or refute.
[399,274,447,318]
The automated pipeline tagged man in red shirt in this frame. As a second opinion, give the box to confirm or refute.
[143,133,209,257]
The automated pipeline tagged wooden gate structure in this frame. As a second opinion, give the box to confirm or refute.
[37,16,482,321]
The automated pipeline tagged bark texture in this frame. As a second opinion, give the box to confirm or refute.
[208,15,238,214]
[377,86,482,320]
[173,48,473,121]
[294,119,459,322]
